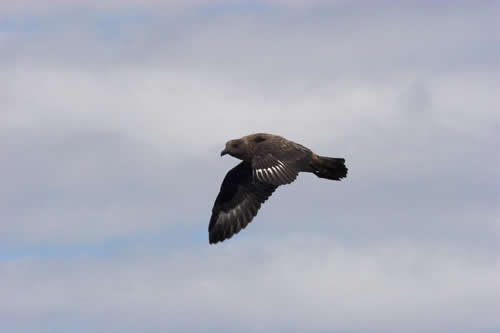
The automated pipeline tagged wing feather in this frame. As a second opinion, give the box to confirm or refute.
[209,161,277,244]
[253,154,298,185]
[251,139,312,186]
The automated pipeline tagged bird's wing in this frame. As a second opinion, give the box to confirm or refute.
[209,161,277,244]
[252,141,310,186]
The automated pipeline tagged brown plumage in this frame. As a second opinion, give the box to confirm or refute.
[209,133,348,244]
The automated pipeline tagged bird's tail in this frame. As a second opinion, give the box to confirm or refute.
[310,155,348,180]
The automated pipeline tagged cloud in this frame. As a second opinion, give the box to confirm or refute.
[2,64,498,247]
[2,237,499,332]
[1,1,500,331]
[0,0,347,16]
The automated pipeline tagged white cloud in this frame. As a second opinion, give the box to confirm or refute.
[2,238,499,332]
[2,63,498,245]
[1,3,499,331]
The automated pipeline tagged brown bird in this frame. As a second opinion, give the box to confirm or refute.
[209,133,348,244]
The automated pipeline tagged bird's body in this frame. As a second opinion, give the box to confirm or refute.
[209,133,347,244]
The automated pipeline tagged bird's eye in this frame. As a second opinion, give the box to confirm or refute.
[232,143,240,148]
[254,136,266,143]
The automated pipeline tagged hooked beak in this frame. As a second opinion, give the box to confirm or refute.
[220,148,228,157]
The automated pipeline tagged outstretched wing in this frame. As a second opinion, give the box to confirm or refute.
[209,161,277,244]
[252,140,311,186]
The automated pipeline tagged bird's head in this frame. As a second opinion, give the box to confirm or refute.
[221,138,247,159]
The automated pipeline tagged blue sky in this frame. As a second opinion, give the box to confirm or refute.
[1,1,499,332]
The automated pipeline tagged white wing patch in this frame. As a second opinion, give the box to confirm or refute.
[254,159,297,185]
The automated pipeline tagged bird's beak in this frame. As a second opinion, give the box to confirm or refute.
[220,148,228,157]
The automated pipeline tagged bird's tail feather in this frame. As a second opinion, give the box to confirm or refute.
[311,155,348,180]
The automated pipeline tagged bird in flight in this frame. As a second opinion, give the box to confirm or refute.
[209,133,348,244]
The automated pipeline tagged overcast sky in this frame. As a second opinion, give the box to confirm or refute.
[1,1,499,332]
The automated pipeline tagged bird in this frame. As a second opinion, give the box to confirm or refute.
[208,133,348,244]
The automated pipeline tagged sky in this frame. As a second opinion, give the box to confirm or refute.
[1,1,500,332]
